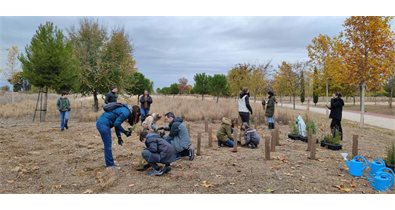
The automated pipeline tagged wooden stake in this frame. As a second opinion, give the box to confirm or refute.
[271,130,276,152]
[307,129,312,151]
[187,124,191,137]
[197,133,201,156]
[352,135,359,158]
[232,132,238,152]
[204,119,208,132]
[208,127,213,147]
[309,129,316,160]
[265,136,271,160]
[275,128,280,146]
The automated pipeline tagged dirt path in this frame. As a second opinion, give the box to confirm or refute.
[276,103,395,130]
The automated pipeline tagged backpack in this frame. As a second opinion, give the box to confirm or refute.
[103,102,125,112]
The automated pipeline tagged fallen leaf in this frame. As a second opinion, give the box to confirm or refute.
[128,184,135,187]
[53,185,62,189]
[350,180,357,188]
[247,189,253,193]
[229,182,235,185]
[7,180,15,184]
[215,175,222,178]
[201,180,213,188]
[83,189,93,194]
[266,188,275,193]
[284,172,293,176]
[341,188,352,193]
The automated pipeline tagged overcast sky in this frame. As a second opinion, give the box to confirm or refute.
[0,16,378,89]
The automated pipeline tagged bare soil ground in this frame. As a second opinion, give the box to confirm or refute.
[1,110,394,194]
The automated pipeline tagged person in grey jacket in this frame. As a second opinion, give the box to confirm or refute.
[241,123,260,149]
[159,112,194,161]
[139,131,177,176]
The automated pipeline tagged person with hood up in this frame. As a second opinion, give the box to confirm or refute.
[216,117,235,147]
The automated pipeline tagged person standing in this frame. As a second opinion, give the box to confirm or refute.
[326,92,344,140]
[265,91,277,129]
[105,86,118,104]
[56,91,71,131]
[238,88,253,125]
[96,104,140,168]
[139,90,153,122]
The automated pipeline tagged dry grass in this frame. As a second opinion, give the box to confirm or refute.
[0,94,312,128]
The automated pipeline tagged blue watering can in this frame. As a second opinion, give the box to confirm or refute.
[369,158,386,176]
[367,167,394,192]
[342,153,369,177]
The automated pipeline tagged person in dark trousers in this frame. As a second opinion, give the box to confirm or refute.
[265,91,277,129]
[139,131,177,176]
[57,91,71,131]
[105,86,118,104]
[139,90,153,122]
[326,92,344,140]
[238,88,253,125]
[96,104,140,168]
[159,112,194,161]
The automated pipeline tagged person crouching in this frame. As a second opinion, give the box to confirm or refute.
[241,123,260,149]
[216,117,235,147]
[139,131,177,176]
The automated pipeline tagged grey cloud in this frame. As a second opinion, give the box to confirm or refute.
[1,16,370,88]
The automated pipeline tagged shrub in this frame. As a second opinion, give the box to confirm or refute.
[385,141,395,165]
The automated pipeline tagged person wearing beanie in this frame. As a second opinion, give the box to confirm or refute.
[241,122,260,149]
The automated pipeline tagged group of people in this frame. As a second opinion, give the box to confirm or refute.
[56,85,344,177]
[97,87,194,176]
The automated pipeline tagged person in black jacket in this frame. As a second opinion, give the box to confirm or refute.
[326,92,344,140]
[105,86,118,104]
[238,88,253,125]
[139,90,153,122]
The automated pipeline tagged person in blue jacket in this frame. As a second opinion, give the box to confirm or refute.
[96,104,140,167]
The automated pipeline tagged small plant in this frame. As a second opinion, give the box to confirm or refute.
[385,141,395,165]
[289,122,299,135]
[306,121,317,134]
[328,130,341,145]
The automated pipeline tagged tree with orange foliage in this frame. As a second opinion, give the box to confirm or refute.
[341,16,395,127]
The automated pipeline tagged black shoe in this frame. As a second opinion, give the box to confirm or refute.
[218,141,224,147]
[65,120,69,129]
[161,166,172,174]
[188,147,195,161]
[137,163,151,171]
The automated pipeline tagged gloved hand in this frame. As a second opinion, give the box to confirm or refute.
[117,136,124,146]
[159,131,165,137]
[124,130,132,137]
